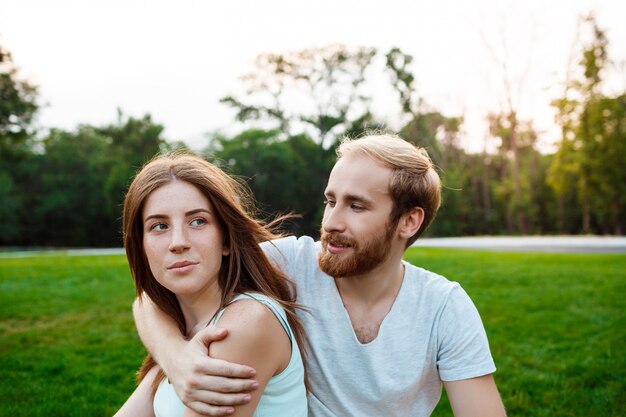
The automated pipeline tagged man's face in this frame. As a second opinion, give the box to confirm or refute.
[318,155,399,278]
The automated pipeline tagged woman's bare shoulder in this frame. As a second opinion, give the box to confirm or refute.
[209,298,291,369]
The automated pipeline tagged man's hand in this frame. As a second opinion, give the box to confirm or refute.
[167,326,260,416]
[166,326,259,416]
[133,296,260,416]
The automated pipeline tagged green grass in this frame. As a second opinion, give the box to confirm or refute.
[409,249,626,417]
[0,255,143,416]
[1,249,625,416]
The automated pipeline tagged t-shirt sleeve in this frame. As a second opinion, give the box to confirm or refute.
[436,285,496,381]
[260,236,298,279]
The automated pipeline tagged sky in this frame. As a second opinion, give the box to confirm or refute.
[1,0,625,152]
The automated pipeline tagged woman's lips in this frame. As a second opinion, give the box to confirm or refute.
[167,261,198,272]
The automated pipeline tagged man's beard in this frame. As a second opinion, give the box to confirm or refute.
[318,222,397,278]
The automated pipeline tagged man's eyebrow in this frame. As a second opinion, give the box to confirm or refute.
[325,191,373,205]
[344,193,373,205]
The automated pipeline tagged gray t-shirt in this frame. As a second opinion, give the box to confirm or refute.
[262,235,496,417]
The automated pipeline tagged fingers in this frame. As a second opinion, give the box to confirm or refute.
[190,374,259,394]
[182,383,257,416]
[189,330,257,378]
[186,402,235,416]
[191,390,254,406]
[195,325,229,344]
[175,325,259,415]
[175,372,259,409]
[194,357,256,379]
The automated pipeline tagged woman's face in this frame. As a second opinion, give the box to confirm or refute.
[141,180,229,298]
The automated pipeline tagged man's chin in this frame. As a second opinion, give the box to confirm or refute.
[318,252,355,278]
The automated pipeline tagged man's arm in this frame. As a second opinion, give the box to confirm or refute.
[133,295,260,416]
[444,374,506,417]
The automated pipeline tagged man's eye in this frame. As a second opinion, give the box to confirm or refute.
[351,205,365,211]
[324,200,336,207]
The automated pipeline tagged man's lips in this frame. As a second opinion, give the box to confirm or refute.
[327,241,349,254]
[324,235,354,254]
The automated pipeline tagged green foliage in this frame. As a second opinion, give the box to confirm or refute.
[549,15,626,234]
[219,44,381,148]
[0,45,38,163]
[27,127,112,245]
[4,113,168,247]
[206,129,334,237]
[0,171,21,241]
[0,43,39,243]
[1,250,624,416]
[385,47,416,115]
[1,37,625,246]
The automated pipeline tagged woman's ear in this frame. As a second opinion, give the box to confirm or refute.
[398,207,425,240]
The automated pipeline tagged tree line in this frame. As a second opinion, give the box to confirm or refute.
[0,16,624,247]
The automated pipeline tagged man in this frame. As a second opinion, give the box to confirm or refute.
[133,134,506,416]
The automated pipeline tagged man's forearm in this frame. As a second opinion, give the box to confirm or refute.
[133,294,187,371]
[445,374,506,417]
[132,294,258,416]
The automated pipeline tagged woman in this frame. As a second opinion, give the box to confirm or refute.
[115,152,307,417]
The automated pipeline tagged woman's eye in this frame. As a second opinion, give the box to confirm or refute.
[150,223,167,231]
[191,218,206,227]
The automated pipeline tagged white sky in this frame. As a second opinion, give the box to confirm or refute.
[1,0,625,152]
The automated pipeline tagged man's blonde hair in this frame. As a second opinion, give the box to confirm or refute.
[337,133,441,246]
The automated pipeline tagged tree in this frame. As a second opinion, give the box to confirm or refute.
[206,129,333,237]
[486,113,543,234]
[13,113,169,247]
[219,44,380,149]
[386,47,481,237]
[21,127,113,246]
[97,110,169,225]
[549,15,626,234]
[0,43,38,163]
[0,42,39,244]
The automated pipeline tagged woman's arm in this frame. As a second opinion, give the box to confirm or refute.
[113,366,159,417]
[191,298,294,417]
[133,295,260,415]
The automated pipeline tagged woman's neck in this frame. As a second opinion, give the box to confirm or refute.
[177,281,223,339]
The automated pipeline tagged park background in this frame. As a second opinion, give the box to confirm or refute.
[1,0,625,416]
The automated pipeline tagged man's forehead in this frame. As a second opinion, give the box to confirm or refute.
[326,155,391,198]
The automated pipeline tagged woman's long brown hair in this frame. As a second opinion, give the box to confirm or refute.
[122,151,307,395]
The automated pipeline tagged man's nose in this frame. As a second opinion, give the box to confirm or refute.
[322,205,346,233]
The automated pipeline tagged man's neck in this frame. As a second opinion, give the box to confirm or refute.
[334,253,406,344]
[334,256,405,303]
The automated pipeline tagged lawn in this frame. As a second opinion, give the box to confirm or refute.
[0,254,142,416]
[0,248,624,416]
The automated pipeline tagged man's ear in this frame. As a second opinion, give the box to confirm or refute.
[398,207,425,240]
